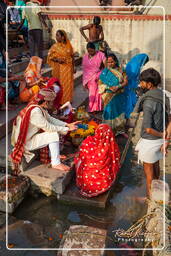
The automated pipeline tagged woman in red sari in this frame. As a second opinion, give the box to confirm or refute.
[74,124,120,197]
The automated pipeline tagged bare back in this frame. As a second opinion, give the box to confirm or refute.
[89,24,103,42]
[80,23,104,42]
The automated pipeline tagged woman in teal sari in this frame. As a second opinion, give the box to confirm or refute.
[99,54,128,133]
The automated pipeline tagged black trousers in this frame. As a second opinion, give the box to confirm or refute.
[0,22,6,52]
[28,29,43,59]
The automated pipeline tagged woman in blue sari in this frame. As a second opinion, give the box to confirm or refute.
[124,53,149,118]
[99,54,128,133]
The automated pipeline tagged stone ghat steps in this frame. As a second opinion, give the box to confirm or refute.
[9,49,82,74]
[9,50,48,74]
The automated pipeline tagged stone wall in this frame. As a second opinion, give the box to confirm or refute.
[44,13,171,90]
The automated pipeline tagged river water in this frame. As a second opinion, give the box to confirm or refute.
[10,145,148,253]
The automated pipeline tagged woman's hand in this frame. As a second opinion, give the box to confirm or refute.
[66,121,81,131]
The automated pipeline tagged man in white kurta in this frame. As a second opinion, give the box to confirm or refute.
[11,88,78,172]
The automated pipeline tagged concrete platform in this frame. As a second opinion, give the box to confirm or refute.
[23,161,75,196]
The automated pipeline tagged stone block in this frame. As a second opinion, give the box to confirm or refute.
[23,162,74,196]
[57,225,107,256]
[0,175,30,213]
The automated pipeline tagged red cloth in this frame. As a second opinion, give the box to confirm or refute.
[47,77,63,110]
[0,87,5,105]
[10,104,38,166]
[74,124,120,197]
[39,146,50,164]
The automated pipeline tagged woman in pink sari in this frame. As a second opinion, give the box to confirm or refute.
[82,42,106,112]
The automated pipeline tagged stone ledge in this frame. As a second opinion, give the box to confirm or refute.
[23,161,75,196]
[0,175,30,213]
[57,225,107,256]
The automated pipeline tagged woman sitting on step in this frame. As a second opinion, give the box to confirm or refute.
[74,124,120,197]
[19,56,44,103]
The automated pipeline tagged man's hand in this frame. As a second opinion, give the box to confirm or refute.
[161,142,169,156]
[66,121,81,131]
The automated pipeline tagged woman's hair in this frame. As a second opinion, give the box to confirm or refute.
[107,53,119,67]
[56,30,67,42]
[86,42,96,50]
[140,68,161,87]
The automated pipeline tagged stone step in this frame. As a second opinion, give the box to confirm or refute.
[57,225,107,255]
[10,53,82,74]
[23,161,75,196]
[0,175,30,213]
[9,46,29,59]
[57,180,110,208]
[9,50,49,74]
[57,128,137,209]
[0,103,26,140]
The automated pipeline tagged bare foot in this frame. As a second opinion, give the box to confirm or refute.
[52,163,70,172]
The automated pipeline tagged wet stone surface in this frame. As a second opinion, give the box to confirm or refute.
[57,225,107,256]
[0,175,30,213]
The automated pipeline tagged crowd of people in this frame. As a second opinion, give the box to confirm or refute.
[0,1,170,199]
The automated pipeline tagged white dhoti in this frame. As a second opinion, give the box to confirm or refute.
[135,138,164,164]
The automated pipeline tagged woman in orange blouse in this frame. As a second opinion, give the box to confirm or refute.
[47,30,74,104]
